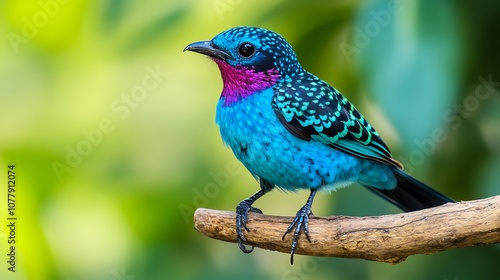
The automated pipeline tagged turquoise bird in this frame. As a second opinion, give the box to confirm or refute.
[184,26,454,264]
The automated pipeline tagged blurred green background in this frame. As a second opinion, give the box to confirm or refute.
[1,0,499,279]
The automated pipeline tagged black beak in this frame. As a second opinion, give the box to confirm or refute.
[184,41,232,60]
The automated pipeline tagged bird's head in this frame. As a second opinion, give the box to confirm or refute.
[184,26,303,105]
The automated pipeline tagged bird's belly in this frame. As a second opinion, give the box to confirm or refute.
[236,132,361,191]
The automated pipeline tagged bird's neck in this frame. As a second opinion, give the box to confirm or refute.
[214,59,280,106]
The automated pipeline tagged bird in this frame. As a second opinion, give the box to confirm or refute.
[184,26,454,264]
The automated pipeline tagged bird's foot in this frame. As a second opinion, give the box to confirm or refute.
[282,204,313,264]
[236,199,263,253]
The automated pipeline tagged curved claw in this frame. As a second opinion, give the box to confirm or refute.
[238,240,254,253]
[249,206,263,215]
[236,200,263,254]
[282,206,313,264]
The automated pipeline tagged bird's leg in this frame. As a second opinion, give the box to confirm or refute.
[236,178,274,253]
[282,188,318,264]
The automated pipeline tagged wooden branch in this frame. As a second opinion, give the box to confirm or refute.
[194,195,500,264]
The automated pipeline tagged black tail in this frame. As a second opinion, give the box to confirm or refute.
[364,168,455,212]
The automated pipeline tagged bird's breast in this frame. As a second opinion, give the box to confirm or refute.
[216,88,278,159]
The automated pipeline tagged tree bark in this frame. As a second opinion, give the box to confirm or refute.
[194,195,500,264]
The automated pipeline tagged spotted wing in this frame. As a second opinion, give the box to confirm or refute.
[272,73,402,169]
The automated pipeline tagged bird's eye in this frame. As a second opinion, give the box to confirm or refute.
[238,43,255,58]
